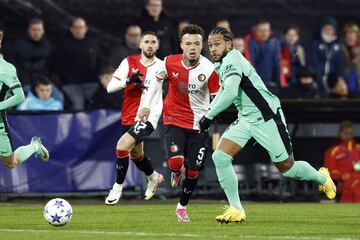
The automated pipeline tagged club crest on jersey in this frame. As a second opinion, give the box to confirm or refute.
[131,68,139,73]
[197,74,206,82]
[170,144,179,153]
[172,72,179,78]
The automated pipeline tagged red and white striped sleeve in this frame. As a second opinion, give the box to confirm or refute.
[107,58,129,93]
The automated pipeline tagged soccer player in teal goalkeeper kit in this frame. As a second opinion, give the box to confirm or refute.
[199,27,336,224]
[0,29,49,168]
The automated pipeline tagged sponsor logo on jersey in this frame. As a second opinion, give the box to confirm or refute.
[178,82,200,95]
[172,72,179,78]
[224,64,236,74]
[131,67,139,73]
[197,74,206,82]
[225,64,233,71]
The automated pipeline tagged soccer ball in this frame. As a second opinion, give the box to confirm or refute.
[43,198,73,226]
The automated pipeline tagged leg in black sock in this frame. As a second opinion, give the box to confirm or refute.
[116,156,129,184]
[179,175,198,206]
[132,155,154,176]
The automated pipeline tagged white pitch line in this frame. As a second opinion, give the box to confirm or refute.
[0,229,204,238]
[0,228,354,240]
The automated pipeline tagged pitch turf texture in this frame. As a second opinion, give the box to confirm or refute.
[0,203,359,240]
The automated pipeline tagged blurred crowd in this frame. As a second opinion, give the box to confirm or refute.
[1,0,360,111]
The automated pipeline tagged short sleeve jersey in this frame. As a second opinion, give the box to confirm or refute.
[113,55,163,128]
[157,54,219,130]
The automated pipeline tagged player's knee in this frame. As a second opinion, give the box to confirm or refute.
[1,156,15,169]
[116,149,129,158]
[275,155,294,174]
[212,150,232,167]
[130,147,143,159]
[186,168,199,179]
[167,156,184,172]
[116,143,129,152]
[130,155,144,162]
[4,160,16,169]
[7,163,15,169]
[116,135,134,151]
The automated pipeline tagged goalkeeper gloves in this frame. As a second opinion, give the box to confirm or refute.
[126,71,144,86]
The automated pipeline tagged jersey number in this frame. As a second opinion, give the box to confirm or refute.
[134,121,147,135]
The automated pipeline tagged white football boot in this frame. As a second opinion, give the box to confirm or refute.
[105,184,123,205]
[144,171,164,200]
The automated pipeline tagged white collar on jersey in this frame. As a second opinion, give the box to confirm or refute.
[140,58,157,68]
[181,55,203,70]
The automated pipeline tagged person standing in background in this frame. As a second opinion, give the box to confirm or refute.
[233,37,245,54]
[108,25,141,69]
[310,17,345,93]
[341,23,360,95]
[54,17,103,110]
[324,121,360,202]
[244,20,282,93]
[280,26,306,86]
[90,67,123,109]
[138,0,178,59]
[17,75,63,111]
[8,19,52,93]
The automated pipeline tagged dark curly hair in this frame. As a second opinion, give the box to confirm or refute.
[179,24,205,40]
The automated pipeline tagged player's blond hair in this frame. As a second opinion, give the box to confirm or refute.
[0,31,3,42]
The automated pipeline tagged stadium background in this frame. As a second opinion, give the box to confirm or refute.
[0,0,359,201]
[2,0,360,46]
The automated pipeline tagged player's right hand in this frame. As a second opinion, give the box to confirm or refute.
[126,71,144,86]
[138,107,150,122]
[198,115,212,133]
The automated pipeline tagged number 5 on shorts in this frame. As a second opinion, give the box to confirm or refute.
[196,147,206,166]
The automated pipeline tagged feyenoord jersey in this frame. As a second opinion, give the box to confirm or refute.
[156,54,220,130]
[112,55,163,128]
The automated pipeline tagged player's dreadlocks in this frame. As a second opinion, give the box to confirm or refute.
[209,27,233,41]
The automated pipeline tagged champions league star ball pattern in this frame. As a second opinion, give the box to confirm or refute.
[43,198,73,226]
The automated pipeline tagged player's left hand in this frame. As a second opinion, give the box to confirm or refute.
[198,115,212,132]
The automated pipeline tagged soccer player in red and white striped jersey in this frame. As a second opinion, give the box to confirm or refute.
[105,31,164,205]
[138,25,220,222]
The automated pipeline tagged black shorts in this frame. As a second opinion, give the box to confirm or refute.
[122,121,154,144]
[163,125,208,171]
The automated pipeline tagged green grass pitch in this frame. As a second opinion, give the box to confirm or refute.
[0,202,359,240]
